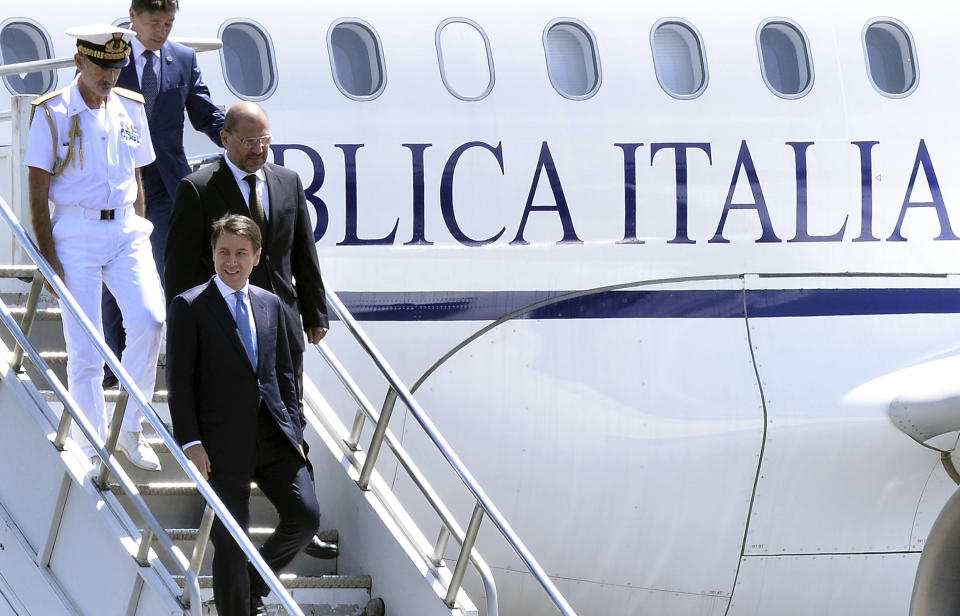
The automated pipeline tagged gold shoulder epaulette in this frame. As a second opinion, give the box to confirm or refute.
[31,87,66,106]
[114,87,145,104]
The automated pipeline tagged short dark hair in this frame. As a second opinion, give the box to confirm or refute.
[131,0,179,14]
[211,214,262,253]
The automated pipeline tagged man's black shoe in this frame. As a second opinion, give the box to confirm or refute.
[250,594,268,616]
[303,534,339,559]
[102,374,118,389]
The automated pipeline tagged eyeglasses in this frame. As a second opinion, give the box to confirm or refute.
[232,134,272,149]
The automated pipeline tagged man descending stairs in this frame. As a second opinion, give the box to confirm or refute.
[0,264,385,615]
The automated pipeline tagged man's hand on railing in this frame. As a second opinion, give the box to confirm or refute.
[306,326,328,345]
[185,443,212,479]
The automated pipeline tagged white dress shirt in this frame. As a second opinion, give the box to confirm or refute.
[130,36,161,87]
[213,274,258,358]
[223,155,271,220]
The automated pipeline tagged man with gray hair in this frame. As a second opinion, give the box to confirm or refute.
[25,24,164,470]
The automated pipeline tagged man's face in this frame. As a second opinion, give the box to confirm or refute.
[221,116,271,173]
[129,8,175,51]
[75,55,121,99]
[213,232,261,291]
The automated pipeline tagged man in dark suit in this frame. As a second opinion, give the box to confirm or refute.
[103,0,225,384]
[120,0,224,276]
[166,101,328,403]
[167,215,320,616]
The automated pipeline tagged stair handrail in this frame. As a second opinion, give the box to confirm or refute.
[0,40,222,78]
[305,346,500,615]
[0,194,307,616]
[316,285,578,616]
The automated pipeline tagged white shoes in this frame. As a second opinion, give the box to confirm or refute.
[117,430,161,471]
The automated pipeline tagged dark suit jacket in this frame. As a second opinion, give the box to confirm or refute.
[118,40,224,201]
[166,158,328,353]
[166,279,304,472]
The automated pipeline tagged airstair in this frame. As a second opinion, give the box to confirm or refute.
[0,90,578,616]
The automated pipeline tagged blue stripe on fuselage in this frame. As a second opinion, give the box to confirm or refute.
[335,288,960,321]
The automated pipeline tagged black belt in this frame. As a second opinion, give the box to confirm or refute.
[100,209,118,220]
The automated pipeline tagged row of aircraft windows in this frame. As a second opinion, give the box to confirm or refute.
[0,16,919,101]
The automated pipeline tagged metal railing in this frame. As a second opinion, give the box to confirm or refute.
[312,288,578,616]
[0,194,307,616]
[0,38,223,79]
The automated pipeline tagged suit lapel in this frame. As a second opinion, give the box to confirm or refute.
[262,164,283,250]
[160,42,175,93]
[210,159,247,214]
[117,62,138,91]
[197,279,257,374]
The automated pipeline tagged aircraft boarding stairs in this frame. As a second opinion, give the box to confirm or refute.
[0,200,577,615]
[0,260,412,614]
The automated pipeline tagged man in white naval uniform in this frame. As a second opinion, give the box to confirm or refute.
[25,24,164,470]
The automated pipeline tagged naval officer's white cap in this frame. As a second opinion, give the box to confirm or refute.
[66,24,136,69]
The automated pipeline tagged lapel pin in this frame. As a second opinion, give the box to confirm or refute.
[166,55,173,63]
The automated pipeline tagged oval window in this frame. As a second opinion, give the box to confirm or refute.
[436,18,494,101]
[543,19,601,99]
[757,20,813,98]
[863,19,917,97]
[328,19,386,100]
[219,20,277,100]
[651,19,707,98]
[0,19,56,95]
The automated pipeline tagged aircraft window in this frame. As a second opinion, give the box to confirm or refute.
[863,18,917,97]
[0,19,56,95]
[436,18,494,101]
[543,19,601,99]
[218,19,277,100]
[328,19,386,100]
[757,19,813,98]
[651,19,708,99]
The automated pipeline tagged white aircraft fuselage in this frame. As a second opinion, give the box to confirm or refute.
[2,1,959,614]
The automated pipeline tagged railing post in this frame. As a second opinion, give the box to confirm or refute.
[11,270,44,371]
[445,503,485,607]
[432,526,451,567]
[346,408,365,451]
[190,505,216,574]
[11,94,33,265]
[135,529,155,567]
[95,389,129,488]
[356,388,399,490]
[54,408,72,450]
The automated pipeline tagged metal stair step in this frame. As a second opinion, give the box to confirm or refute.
[0,265,38,279]
[27,351,166,366]
[9,306,61,320]
[109,482,266,497]
[171,574,371,590]
[41,389,168,403]
[30,351,68,365]
[165,527,339,543]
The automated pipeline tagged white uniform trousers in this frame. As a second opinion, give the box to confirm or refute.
[51,206,165,455]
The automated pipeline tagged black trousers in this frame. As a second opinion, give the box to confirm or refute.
[208,408,320,616]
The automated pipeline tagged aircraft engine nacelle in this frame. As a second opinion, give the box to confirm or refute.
[884,356,960,615]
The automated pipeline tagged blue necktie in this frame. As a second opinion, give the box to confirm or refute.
[141,51,158,119]
[234,290,257,372]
